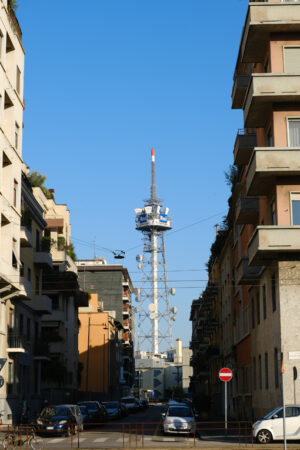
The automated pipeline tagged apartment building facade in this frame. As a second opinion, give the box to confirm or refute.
[0,0,25,424]
[78,293,124,399]
[76,260,135,396]
[192,0,300,420]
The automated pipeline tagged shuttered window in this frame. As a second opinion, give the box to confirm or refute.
[284,47,300,73]
[288,118,300,146]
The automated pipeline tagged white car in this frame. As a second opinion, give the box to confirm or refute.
[253,405,300,443]
[161,404,197,435]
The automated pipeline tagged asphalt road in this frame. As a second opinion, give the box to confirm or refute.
[28,405,300,449]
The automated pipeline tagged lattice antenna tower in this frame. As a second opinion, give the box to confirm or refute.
[134,149,177,354]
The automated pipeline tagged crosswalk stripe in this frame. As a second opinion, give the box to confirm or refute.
[94,437,108,442]
[116,437,128,442]
[47,438,67,443]
[163,437,176,441]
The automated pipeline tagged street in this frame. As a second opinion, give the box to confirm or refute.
[33,405,300,449]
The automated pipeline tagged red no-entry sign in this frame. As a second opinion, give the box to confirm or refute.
[219,367,233,382]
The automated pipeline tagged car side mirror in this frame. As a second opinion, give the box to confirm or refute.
[162,413,166,417]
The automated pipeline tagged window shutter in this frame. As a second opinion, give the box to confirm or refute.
[284,47,300,73]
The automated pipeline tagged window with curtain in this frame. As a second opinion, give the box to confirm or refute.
[288,119,300,147]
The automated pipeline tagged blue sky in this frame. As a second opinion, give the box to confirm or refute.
[17,0,247,349]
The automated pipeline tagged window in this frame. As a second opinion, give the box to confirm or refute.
[262,285,267,320]
[253,357,256,390]
[0,30,3,59]
[256,293,260,325]
[274,348,279,388]
[258,355,262,390]
[290,192,300,225]
[15,122,19,149]
[26,318,30,341]
[20,261,24,277]
[270,200,276,225]
[266,125,273,146]
[284,47,300,73]
[272,274,276,312]
[16,66,21,94]
[265,353,269,389]
[19,314,23,335]
[36,229,40,251]
[13,179,18,207]
[27,267,31,282]
[251,298,255,329]
[288,118,300,147]
[35,275,39,295]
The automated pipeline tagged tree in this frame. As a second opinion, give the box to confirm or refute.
[28,170,54,199]
[8,0,18,11]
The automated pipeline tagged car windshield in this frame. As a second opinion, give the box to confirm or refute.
[79,403,98,411]
[168,407,193,418]
[40,406,68,417]
[263,407,281,419]
[79,406,87,413]
[103,402,118,408]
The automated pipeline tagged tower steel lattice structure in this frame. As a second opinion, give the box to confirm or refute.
[135,149,176,354]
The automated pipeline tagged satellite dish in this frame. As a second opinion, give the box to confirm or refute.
[148,303,156,312]
[172,306,177,314]
[150,312,156,320]
[137,264,143,270]
[172,315,176,321]
[135,296,141,303]
[113,250,125,259]
[136,255,143,262]
[170,288,176,296]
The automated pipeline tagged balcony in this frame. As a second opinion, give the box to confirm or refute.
[31,295,52,314]
[20,226,32,247]
[34,252,53,269]
[233,129,257,165]
[248,226,300,265]
[7,334,28,353]
[34,341,50,360]
[236,256,263,285]
[246,148,300,195]
[235,196,259,225]
[244,75,300,127]
[232,75,251,109]
[240,2,300,63]
[46,309,65,322]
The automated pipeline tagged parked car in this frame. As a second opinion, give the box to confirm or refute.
[161,404,197,435]
[36,404,83,436]
[78,405,92,426]
[102,401,122,420]
[120,402,129,417]
[121,396,139,413]
[78,401,108,425]
[253,405,300,443]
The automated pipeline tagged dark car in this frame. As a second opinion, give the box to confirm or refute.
[120,402,129,417]
[102,401,122,420]
[78,401,107,425]
[36,404,83,436]
[140,399,149,409]
[78,405,92,426]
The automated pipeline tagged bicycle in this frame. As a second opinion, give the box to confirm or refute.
[2,425,44,450]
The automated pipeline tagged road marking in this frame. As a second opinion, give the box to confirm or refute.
[116,437,128,442]
[94,437,108,442]
[163,437,176,441]
[47,438,67,443]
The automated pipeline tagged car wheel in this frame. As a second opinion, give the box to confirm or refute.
[257,429,272,444]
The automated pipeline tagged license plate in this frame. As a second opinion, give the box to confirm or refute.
[46,426,54,430]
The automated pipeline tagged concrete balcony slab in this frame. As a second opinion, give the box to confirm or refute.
[20,226,32,247]
[34,252,53,269]
[248,226,300,265]
[240,2,300,63]
[246,147,300,195]
[31,295,52,314]
[244,74,300,127]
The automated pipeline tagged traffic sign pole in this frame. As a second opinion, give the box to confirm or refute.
[219,368,233,436]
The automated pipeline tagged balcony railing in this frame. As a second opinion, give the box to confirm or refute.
[233,128,257,165]
[235,196,259,225]
[232,75,251,109]
[7,334,27,353]
[236,256,263,285]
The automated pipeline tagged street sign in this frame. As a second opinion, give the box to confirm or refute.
[0,376,3,388]
[0,359,7,372]
[219,367,233,382]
